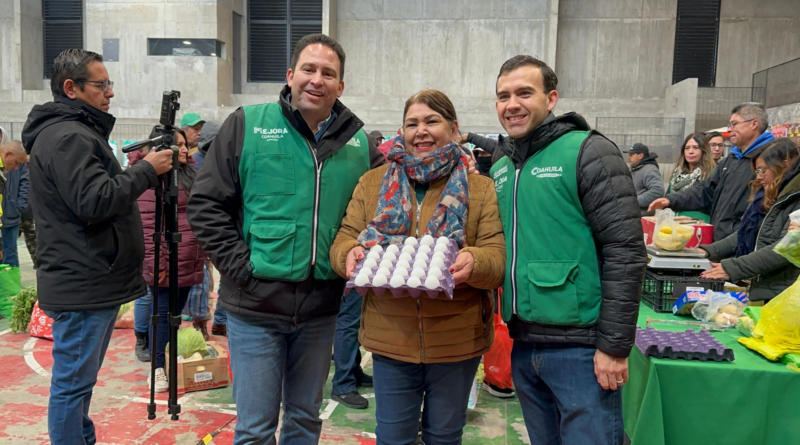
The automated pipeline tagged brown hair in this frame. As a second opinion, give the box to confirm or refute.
[497,55,558,93]
[751,138,800,210]
[671,132,715,180]
[403,90,458,126]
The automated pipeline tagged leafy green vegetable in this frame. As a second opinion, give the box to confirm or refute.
[775,230,800,268]
[9,287,38,333]
[166,327,208,359]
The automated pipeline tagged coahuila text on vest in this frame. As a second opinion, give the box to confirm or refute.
[531,166,563,178]
[253,127,288,141]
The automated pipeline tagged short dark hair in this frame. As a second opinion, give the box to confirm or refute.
[731,102,769,133]
[290,34,346,81]
[496,55,558,93]
[705,131,724,141]
[50,49,104,97]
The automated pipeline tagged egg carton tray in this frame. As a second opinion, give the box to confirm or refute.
[345,238,458,299]
[635,326,734,362]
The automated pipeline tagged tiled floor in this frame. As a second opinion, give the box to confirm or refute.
[0,239,532,444]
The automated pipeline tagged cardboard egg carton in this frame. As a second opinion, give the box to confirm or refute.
[345,236,458,299]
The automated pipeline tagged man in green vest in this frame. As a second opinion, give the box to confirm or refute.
[489,55,647,445]
[187,34,383,444]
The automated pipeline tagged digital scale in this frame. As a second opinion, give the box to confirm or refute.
[646,245,712,270]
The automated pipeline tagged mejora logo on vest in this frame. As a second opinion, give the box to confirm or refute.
[253,127,288,141]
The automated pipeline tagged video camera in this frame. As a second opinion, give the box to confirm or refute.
[122,90,181,153]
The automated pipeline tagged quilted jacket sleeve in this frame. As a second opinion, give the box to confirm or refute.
[577,133,648,358]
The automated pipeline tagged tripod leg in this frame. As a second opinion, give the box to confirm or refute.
[148,181,164,420]
[166,152,182,421]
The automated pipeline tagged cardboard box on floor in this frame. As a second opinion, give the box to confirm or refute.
[166,341,230,395]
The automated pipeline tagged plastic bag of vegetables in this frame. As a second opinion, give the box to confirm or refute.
[653,209,695,251]
[774,229,800,268]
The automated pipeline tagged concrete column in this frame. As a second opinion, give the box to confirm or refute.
[665,78,698,138]
[323,0,337,39]
[544,0,559,68]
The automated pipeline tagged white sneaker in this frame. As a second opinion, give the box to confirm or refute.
[147,368,169,393]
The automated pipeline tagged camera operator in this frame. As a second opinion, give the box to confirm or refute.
[21,49,173,445]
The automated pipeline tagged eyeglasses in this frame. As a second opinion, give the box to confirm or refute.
[728,119,755,129]
[709,143,725,149]
[77,79,114,92]
[755,168,769,176]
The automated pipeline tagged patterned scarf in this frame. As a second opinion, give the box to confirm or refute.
[357,137,470,248]
[669,166,704,193]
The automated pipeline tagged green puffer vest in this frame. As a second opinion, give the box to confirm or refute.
[491,131,602,326]
[239,102,370,281]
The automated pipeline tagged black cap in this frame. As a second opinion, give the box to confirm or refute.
[369,130,383,139]
[623,143,649,155]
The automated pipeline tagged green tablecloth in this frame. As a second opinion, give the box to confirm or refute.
[623,303,800,445]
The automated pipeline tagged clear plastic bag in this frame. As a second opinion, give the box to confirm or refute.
[653,209,695,251]
[774,230,800,268]
[691,291,745,326]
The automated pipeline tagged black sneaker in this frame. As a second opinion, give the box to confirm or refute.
[331,391,369,409]
[356,373,373,388]
[483,381,515,398]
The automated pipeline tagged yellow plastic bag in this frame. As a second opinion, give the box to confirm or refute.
[653,209,695,251]
[754,278,800,349]
[740,278,800,360]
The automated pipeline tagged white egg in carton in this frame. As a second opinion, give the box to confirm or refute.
[348,236,458,299]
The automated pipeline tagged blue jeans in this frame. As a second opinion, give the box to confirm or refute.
[227,311,337,445]
[372,354,481,445]
[332,289,364,395]
[133,286,153,334]
[214,306,227,325]
[150,286,191,369]
[1,224,20,267]
[511,342,623,445]
[44,305,120,445]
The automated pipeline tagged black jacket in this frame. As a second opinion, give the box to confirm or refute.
[507,113,647,358]
[703,165,800,302]
[187,87,384,323]
[667,138,773,241]
[21,97,157,311]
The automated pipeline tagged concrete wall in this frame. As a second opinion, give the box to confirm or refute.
[665,78,698,138]
[768,103,800,126]
[20,0,43,91]
[555,0,676,100]
[716,0,800,87]
[0,0,21,102]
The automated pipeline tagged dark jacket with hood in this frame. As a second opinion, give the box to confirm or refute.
[668,131,776,241]
[1,163,30,227]
[702,158,800,302]
[187,87,384,323]
[21,97,157,311]
[505,112,647,358]
[193,120,222,171]
[631,153,664,216]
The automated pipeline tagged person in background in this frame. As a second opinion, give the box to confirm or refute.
[472,146,493,177]
[1,141,30,267]
[489,55,646,445]
[19,187,36,266]
[181,112,205,156]
[193,120,221,171]
[700,139,800,304]
[0,141,32,262]
[187,34,383,443]
[370,130,384,145]
[650,103,775,241]
[21,49,173,444]
[330,288,373,409]
[706,131,726,162]
[667,133,716,223]
[331,89,505,444]
[624,143,664,216]
[134,127,205,392]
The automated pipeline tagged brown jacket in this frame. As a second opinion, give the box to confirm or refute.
[331,164,506,364]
